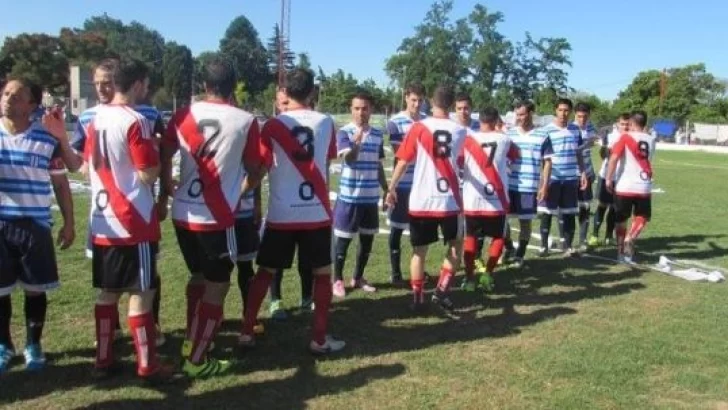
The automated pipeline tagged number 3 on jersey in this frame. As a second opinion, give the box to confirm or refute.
[290,126,316,200]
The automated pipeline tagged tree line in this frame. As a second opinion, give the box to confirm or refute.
[1,1,726,125]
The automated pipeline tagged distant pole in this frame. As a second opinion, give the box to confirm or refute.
[659,68,667,116]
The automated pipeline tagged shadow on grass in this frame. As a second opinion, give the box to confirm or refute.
[632,234,727,263]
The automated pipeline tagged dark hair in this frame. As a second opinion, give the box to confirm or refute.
[455,93,472,105]
[3,76,41,105]
[113,59,149,93]
[431,85,455,110]
[555,98,573,110]
[351,89,373,105]
[574,102,591,113]
[203,56,236,98]
[514,100,535,113]
[631,110,648,128]
[284,68,315,103]
[405,83,425,97]
[94,58,119,74]
[479,107,500,126]
[618,112,631,121]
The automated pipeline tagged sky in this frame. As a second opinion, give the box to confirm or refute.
[1,0,725,100]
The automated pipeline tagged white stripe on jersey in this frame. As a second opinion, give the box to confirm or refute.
[542,123,582,182]
[387,111,426,190]
[337,123,384,204]
[506,126,549,193]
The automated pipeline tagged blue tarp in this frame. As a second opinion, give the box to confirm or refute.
[652,119,679,137]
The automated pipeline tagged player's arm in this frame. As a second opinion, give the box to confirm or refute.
[605,136,626,192]
[538,136,554,201]
[340,129,364,165]
[377,141,388,193]
[386,124,419,205]
[129,119,161,186]
[159,112,183,201]
[48,153,75,249]
[42,111,84,172]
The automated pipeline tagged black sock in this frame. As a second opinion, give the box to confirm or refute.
[388,228,403,276]
[516,239,529,258]
[540,214,552,249]
[237,261,254,317]
[354,234,374,280]
[606,206,616,239]
[579,207,590,244]
[24,293,47,347]
[334,236,353,281]
[593,205,607,236]
[563,214,576,249]
[0,296,12,348]
[152,275,161,325]
[270,270,284,301]
[299,267,313,302]
[475,236,486,259]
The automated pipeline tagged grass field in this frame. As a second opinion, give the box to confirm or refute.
[2,149,728,409]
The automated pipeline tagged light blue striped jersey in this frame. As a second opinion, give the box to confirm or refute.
[337,123,385,204]
[72,104,163,153]
[573,121,598,178]
[0,121,66,228]
[386,111,426,190]
[542,122,583,182]
[506,126,551,193]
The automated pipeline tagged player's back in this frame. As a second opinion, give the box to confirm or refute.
[542,122,582,181]
[387,111,425,191]
[461,131,515,215]
[574,121,598,178]
[262,109,336,229]
[614,131,656,197]
[86,105,159,244]
[167,101,257,230]
[506,127,549,193]
[598,131,620,179]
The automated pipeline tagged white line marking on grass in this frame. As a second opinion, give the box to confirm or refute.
[656,158,728,171]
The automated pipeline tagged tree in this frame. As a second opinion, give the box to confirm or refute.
[220,16,271,96]
[193,51,220,95]
[0,33,69,94]
[569,91,616,126]
[467,4,510,108]
[59,28,108,68]
[297,53,311,70]
[163,42,194,106]
[234,81,249,107]
[318,69,359,113]
[267,23,295,84]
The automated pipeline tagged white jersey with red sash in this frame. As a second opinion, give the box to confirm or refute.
[164,101,261,231]
[612,131,656,198]
[460,131,519,216]
[260,109,336,230]
[396,117,466,218]
[84,105,160,245]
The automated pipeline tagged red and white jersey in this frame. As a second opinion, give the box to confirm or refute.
[612,131,656,198]
[460,131,519,216]
[260,109,336,230]
[84,105,160,245]
[164,101,261,231]
[396,117,467,217]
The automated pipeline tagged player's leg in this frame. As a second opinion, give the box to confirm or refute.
[408,217,435,311]
[235,217,265,333]
[480,216,507,291]
[560,180,580,256]
[612,196,631,262]
[388,188,411,283]
[538,181,560,256]
[501,219,515,264]
[433,215,462,312]
[605,205,616,244]
[299,267,314,309]
[174,227,206,340]
[0,229,16,373]
[514,218,533,267]
[333,201,357,297]
[625,197,651,260]
[590,178,610,245]
[578,178,594,250]
[268,269,288,320]
[352,204,379,292]
[151,274,165,347]
[462,216,481,291]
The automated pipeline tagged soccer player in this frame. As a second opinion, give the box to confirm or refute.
[606,110,656,263]
[81,59,168,380]
[590,113,630,246]
[239,68,345,354]
[460,107,518,291]
[504,101,551,268]
[0,78,75,373]
[385,83,426,284]
[537,98,587,257]
[332,91,387,297]
[386,85,467,312]
[161,57,262,376]
[454,94,480,131]
[573,102,599,250]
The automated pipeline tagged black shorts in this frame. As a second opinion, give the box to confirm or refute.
[0,219,59,296]
[235,217,260,262]
[409,215,462,247]
[614,195,651,223]
[257,226,332,270]
[175,226,236,282]
[597,178,614,205]
[465,215,507,239]
[92,242,159,292]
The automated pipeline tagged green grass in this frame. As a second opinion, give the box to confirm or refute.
[2,149,728,409]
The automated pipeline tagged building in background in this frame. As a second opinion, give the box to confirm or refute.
[69,65,97,117]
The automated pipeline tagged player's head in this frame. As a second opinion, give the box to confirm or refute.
[1,77,40,121]
[514,100,535,127]
[430,85,454,112]
[478,107,500,132]
[284,68,315,106]
[404,83,425,115]
[630,110,648,132]
[454,93,472,125]
[113,58,149,104]
[351,90,373,127]
[574,102,591,127]
[275,86,289,113]
[203,56,236,101]
[93,58,118,104]
[617,113,630,133]
[554,98,573,124]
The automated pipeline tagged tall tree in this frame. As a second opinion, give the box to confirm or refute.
[163,42,194,106]
[220,16,271,95]
[0,34,69,94]
[266,23,295,83]
[297,53,311,70]
[59,28,108,68]
[467,4,510,108]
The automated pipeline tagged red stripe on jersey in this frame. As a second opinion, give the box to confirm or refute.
[265,119,333,220]
[463,138,509,211]
[177,112,235,229]
[622,135,653,178]
[418,127,462,210]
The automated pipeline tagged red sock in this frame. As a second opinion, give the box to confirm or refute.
[189,302,222,364]
[411,278,424,304]
[94,304,118,369]
[436,267,454,292]
[312,275,332,345]
[616,226,627,254]
[185,282,205,339]
[487,238,505,273]
[628,216,647,241]
[128,312,159,377]
[241,269,273,337]
[463,235,477,280]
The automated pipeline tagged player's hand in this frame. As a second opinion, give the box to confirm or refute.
[537,186,547,202]
[381,193,389,212]
[385,190,398,208]
[42,111,68,141]
[163,179,179,197]
[353,128,366,145]
[605,179,614,194]
[57,224,75,250]
[580,173,588,190]
[156,198,169,221]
